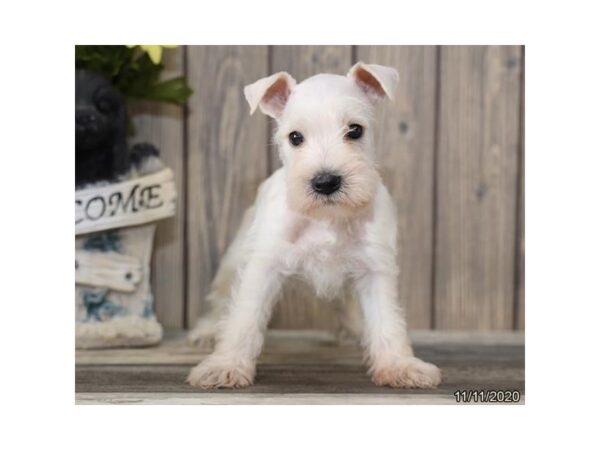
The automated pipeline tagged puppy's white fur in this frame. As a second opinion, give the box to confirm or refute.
[187,63,442,389]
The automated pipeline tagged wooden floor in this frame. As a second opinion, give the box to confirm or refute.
[76,330,525,405]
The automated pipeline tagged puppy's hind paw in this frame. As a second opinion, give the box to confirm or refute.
[186,356,255,389]
[371,357,442,389]
[187,319,217,349]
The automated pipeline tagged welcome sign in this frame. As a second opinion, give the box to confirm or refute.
[75,168,176,235]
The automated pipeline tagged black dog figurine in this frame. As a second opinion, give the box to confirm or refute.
[75,69,158,188]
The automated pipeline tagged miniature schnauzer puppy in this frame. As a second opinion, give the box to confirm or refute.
[187,63,442,389]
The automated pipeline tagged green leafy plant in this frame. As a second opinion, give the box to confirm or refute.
[75,45,192,106]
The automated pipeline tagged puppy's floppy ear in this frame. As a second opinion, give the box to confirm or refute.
[244,72,297,118]
[347,62,399,103]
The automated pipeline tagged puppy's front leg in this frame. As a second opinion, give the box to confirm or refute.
[187,257,282,389]
[356,272,442,388]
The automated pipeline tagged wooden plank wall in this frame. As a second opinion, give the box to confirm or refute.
[133,45,524,331]
[434,46,523,329]
[185,46,270,324]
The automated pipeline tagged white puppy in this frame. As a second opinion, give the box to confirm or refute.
[187,63,442,389]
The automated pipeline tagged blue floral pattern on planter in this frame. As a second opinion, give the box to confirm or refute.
[83,289,125,322]
[76,224,163,348]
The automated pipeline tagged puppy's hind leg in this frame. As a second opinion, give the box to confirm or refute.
[188,206,255,348]
[334,286,363,345]
[187,270,234,349]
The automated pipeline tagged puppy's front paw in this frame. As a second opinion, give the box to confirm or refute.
[371,357,442,389]
[186,356,255,389]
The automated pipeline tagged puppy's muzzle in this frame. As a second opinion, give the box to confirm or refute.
[311,172,342,196]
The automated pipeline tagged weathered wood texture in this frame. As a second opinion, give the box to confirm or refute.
[136,46,525,332]
[130,48,185,329]
[434,46,523,329]
[185,46,269,325]
[515,48,525,330]
[269,46,353,330]
[356,46,437,329]
[76,331,525,404]
[75,167,176,234]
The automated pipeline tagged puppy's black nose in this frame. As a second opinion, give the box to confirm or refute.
[311,172,342,195]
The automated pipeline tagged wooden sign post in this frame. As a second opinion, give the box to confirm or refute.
[76,167,176,235]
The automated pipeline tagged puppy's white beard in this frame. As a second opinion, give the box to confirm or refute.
[286,171,379,220]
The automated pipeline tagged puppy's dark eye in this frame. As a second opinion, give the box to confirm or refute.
[345,124,363,140]
[289,131,304,147]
